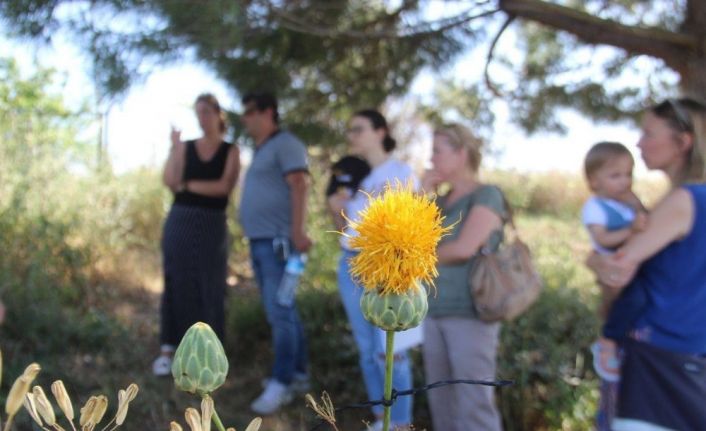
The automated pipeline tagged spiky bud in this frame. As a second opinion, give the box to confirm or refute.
[171,322,228,395]
[360,281,428,331]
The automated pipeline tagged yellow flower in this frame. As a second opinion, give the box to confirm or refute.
[346,181,450,295]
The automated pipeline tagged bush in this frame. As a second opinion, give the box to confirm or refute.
[498,286,599,431]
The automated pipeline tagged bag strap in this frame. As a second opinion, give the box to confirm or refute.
[470,185,518,254]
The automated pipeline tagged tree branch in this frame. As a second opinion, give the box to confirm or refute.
[499,0,697,71]
[484,15,515,98]
[266,4,499,39]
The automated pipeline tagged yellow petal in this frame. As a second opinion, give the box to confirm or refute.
[170,421,184,431]
[346,181,450,294]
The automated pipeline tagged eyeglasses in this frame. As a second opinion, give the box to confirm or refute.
[665,98,693,132]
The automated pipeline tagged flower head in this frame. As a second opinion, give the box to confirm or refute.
[346,181,450,295]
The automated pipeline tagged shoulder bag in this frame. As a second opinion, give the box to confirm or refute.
[469,190,543,322]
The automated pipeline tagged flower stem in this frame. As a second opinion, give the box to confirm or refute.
[383,330,395,431]
[212,408,226,431]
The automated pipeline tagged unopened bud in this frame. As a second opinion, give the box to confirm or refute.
[172,323,228,395]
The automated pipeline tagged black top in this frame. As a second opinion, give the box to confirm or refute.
[174,140,232,210]
[325,155,371,197]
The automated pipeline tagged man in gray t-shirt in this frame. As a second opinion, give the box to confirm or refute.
[239,92,312,415]
[239,130,308,238]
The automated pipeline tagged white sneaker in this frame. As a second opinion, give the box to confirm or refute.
[152,355,172,377]
[250,380,294,415]
[261,373,311,394]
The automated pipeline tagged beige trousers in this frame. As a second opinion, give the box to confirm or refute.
[422,316,503,431]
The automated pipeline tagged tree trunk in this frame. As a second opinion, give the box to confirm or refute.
[682,0,706,101]
[682,59,706,102]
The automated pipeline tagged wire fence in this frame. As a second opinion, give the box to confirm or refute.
[308,378,514,430]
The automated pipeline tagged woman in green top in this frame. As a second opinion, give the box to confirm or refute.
[421,123,506,431]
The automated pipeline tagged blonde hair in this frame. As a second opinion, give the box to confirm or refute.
[584,141,633,182]
[434,123,483,173]
[195,93,228,133]
[651,98,706,184]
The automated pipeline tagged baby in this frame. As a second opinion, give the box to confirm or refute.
[582,142,647,382]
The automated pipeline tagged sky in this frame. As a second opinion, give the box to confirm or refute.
[4,25,651,178]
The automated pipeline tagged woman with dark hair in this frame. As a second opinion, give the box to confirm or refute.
[153,93,240,376]
[328,109,416,430]
[588,97,706,430]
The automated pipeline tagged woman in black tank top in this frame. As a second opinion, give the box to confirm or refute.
[153,93,240,376]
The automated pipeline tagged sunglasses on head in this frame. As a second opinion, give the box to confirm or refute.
[665,98,693,132]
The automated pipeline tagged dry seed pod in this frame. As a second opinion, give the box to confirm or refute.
[23,393,43,426]
[79,396,98,426]
[200,396,213,431]
[116,383,139,425]
[51,380,74,421]
[244,417,262,431]
[125,383,139,402]
[184,407,202,431]
[5,363,41,417]
[89,395,108,426]
[32,386,56,425]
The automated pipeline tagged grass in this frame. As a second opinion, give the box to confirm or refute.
[2,165,667,431]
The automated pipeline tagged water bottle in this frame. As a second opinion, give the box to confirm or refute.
[277,253,307,307]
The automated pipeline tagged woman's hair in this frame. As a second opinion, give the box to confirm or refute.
[434,123,484,173]
[651,97,706,183]
[584,141,633,181]
[195,93,227,133]
[353,109,396,153]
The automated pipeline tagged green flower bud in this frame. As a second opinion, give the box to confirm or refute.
[171,323,228,395]
[360,281,428,331]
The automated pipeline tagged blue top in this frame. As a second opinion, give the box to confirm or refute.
[630,184,706,354]
[239,130,308,239]
[581,196,636,254]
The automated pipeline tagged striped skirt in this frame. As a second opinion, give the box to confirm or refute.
[160,204,227,346]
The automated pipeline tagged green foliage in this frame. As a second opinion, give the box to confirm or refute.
[498,287,599,431]
[0,59,140,412]
[2,0,697,139]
